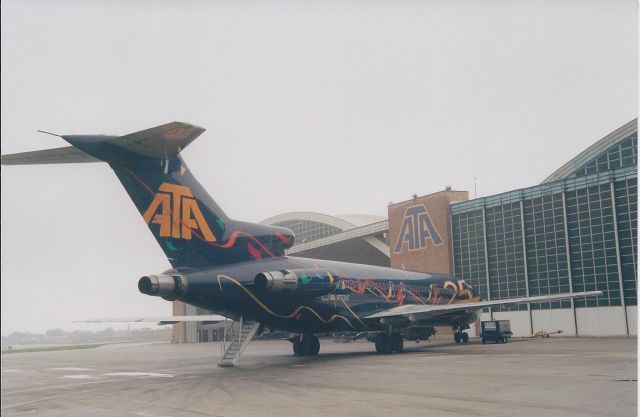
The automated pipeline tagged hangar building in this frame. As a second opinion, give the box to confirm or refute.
[450,120,637,337]
[175,119,637,341]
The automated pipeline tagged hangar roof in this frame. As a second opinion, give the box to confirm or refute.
[260,212,390,265]
[334,213,386,227]
[542,119,637,184]
[261,212,385,243]
[261,212,384,229]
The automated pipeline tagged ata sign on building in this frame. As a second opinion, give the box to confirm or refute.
[388,190,468,275]
[393,205,444,253]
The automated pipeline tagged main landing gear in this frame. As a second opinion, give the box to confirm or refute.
[290,334,320,356]
[374,332,404,354]
[453,325,469,344]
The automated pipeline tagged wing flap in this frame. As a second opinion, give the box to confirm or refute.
[365,291,602,320]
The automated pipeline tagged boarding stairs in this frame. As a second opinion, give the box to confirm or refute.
[218,317,260,367]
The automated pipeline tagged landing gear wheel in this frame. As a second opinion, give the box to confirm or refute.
[454,333,461,344]
[305,335,320,356]
[461,333,469,344]
[389,333,403,353]
[292,337,306,356]
[375,333,391,354]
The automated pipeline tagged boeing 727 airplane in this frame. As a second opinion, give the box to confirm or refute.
[1,122,600,364]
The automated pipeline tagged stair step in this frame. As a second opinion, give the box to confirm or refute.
[218,321,261,368]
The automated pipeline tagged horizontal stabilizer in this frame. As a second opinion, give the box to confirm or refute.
[1,146,99,165]
[74,314,227,326]
[1,122,205,165]
[102,121,205,159]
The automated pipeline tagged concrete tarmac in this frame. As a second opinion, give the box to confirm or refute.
[1,337,636,417]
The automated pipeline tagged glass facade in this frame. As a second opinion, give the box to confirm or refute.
[564,183,620,307]
[573,133,637,177]
[272,220,342,244]
[485,203,527,311]
[452,149,637,313]
[523,192,571,310]
[614,178,638,306]
[452,209,487,301]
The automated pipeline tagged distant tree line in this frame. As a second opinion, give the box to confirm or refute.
[1,327,171,346]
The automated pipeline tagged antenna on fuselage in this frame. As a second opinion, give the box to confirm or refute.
[37,130,62,137]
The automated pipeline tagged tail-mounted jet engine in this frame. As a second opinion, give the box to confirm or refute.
[254,269,339,297]
[138,274,188,301]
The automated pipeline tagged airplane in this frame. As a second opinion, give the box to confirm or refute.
[1,122,601,362]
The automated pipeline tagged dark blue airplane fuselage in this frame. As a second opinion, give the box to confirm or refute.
[176,257,480,333]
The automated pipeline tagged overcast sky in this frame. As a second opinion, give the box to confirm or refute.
[1,0,637,335]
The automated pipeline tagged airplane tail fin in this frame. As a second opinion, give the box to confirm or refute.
[1,122,295,269]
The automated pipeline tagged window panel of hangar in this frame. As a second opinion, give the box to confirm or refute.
[572,134,637,178]
[597,152,610,172]
[614,178,638,305]
[565,184,621,308]
[485,202,526,311]
[620,135,637,167]
[452,209,487,301]
[609,150,621,170]
[524,193,570,310]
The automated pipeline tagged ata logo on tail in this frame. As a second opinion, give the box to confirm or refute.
[143,183,216,242]
[394,205,443,253]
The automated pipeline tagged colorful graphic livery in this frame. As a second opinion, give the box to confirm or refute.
[1,122,601,361]
[393,204,444,253]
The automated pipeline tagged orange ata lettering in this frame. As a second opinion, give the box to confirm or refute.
[143,182,216,242]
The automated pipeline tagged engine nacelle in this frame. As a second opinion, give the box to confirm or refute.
[403,326,437,342]
[138,274,188,301]
[254,269,339,297]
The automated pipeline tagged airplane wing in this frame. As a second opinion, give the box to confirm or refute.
[75,314,227,326]
[365,291,602,320]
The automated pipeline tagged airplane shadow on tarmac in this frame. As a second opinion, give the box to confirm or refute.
[233,338,528,371]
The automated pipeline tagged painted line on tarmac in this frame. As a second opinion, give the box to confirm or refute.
[2,376,142,397]
[2,386,115,411]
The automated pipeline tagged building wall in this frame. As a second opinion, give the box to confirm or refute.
[626,306,637,336]
[172,301,187,343]
[388,190,468,274]
[172,301,198,343]
[493,310,532,337]
[531,309,576,336]
[576,307,628,336]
